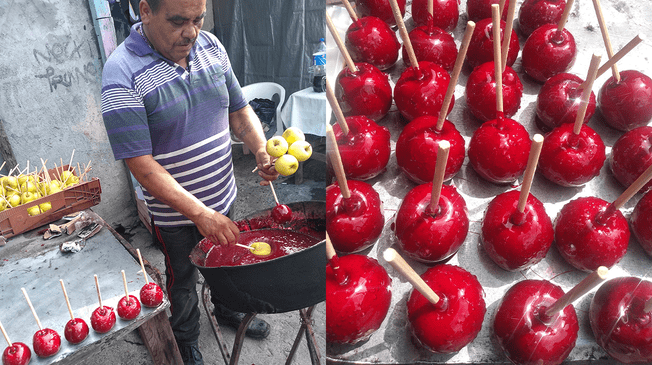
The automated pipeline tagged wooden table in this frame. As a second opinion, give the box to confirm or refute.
[0,210,182,364]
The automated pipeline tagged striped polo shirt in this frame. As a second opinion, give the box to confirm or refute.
[101,23,247,227]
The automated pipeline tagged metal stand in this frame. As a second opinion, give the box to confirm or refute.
[201,282,321,365]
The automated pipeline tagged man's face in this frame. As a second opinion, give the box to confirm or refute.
[140,0,206,64]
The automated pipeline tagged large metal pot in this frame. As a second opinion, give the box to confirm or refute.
[190,201,325,314]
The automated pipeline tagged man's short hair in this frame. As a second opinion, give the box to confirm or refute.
[145,0,162,13]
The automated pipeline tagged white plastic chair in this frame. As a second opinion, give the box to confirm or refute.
[232,82,286,153]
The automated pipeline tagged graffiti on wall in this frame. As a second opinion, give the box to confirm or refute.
[33,38,101,92]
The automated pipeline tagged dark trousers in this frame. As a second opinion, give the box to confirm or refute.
[152,206,235,345]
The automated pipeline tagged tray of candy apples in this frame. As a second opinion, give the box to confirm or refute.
[325,0,652,363]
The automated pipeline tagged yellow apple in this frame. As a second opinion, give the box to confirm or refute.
[265,136,289,158]
[48,181,63,195]
[288,140,313,162]
[0,200,7,211]
[249,241,271,256]
[21,191,39,205]
[7,194,21,208]
[275,154,299,176]
[20,181,38,194]
[65,175,80,187]
[282,127,306,146]
[60,170,74,184]
[3,176,18,190]
[39,202,52,213]
[17,174,29,186]
[27,205,40,216]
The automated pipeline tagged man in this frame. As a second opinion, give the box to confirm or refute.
[100,0,278,363]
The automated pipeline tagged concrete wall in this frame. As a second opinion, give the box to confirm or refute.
[0,0,135,223]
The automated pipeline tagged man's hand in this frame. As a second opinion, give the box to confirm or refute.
[195,209,240,246]
[255,148,279,185]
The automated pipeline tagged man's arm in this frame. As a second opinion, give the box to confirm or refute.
[125,155,239,246]
[230,105,279,184]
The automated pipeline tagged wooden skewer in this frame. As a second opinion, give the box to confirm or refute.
[595,34,644,80]
[517,134,544,214]
[492,5,504,114]
[428,141,450,214]
[427,0,433,16]
[383,248,440,305]
[325,232,337,261]
[60,279,75,320]
[326,12,358,73]
[21,288,43,331]
[60,158,64,179]
[67,149,75,172]
[557,0,575,33]
[136,249,149,285]
[8,164,19,176]
[0,320,12,346]
[573,54,601,135]
[543,266,608,319]
[121,270,130,298]
[77,162,81,179]
[498,0,507,15]
[235,243,255,250]
[389,0,418,69]
[436,21,476,131]
[40,158,51,185]
[339,0,358,22]
[611,163,652,211]
[269,180,280,205]
[94,274,104,308]
[326,78,349,135]
[0,161,5,174]
[591,0,619,82]
[326,124,351,198]
[500,0,516,72]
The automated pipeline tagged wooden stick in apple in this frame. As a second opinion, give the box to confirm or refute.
[91,274,116,333]
[383,248,439,305]
[136,249,164,308]
[118,270,141,320]
[67,149,75,172]
[591,0,619,82]
[427,0,433,16]
[325,78,349,135]
[0,319,31,365]
[542,266,609,321]
[572,54,601,136]
[427,141,450,215]
[326,125,350,199]
[389,0,418,69]
[500,0,516,71]
[325,11,357,73]
[516,134,544,215]
[60,279,89,344]
[591,34,643,87]
[269,181,293,224]
[325,233,347,284]
[493,4,504,115]
[21,288,61,358]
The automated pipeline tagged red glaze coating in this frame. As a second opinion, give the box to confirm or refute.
[117,295,142,320]
[140,282,164,308]
[356,0,405,27]
[91,306,117,334]
[335,62,393,121]
[518,0,567,37]
[467,0,509,22]
[494,280,579,365]
[590,277,652,364]
[466,62,523,122]
[395,184,469,263]
[610,126,652,194]
[554,197,630,272]
[326,254,392,344]
[522,25,576,83]
[394,61,453,122]
[538,124,606,186]
[481,190,554,271]
[535,73,596,132]
[466,18,520,71]
[326,180,384,253]
[345,17,400,71]
[2,343,31,365]
[271,204,293,224]
[64,318,89,344]
[32,328,61,358]
[632,190,652,257]
[407,265,485,353]
[403,25,457,72]
[598,70,652,131]
[395,116,465,184]
[332,115,391,180]
[468,116,531,184]
[411,0,459,32]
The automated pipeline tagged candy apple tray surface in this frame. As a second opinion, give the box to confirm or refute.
[326,0,652,364]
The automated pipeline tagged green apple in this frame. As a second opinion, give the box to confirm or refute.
[27,205,40,216]
[266,136,289,158]
[7,194,21,208]
[275,154,299,176]
[39,202,52,213]
[288,140,313,162]
[282,127,305,146]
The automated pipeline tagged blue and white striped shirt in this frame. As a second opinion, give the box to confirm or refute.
[101,23,247,227]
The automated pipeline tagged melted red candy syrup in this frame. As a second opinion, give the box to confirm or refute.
[271,204,293,224]
[411,0,459,32]
[202,230,320,267]
[346,16,400,71]
[535,73,596,132]
[404,24,457,72]
[522,25,576,83]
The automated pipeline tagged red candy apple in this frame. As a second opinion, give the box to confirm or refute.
[395,183,469,263]
[396,116,465,184]
[554,197,630,272]
[610,126,652,194]
[345,16,400,71]
[403,25,457,72]
[332,115,391,180]
[394,61,453,122]
[32,328,60,358]
[356,0,405,27]
[411,0,459,32]
[466,62,523,122]
[140,282,164,308]
[535,73,596,131]
[598,70,652,131]
[335,62,393,121]
[590,276,652,364]
[518,0,567,37]
[538,124,606,186]
[481,190,554,271]
[522,25,576,83]
[91,306,117,334]
[117,295,141,321]
[465,17,519,71]
[326,254,392,344]
[468,115,531,184]
[2,342,30,365]
[271,204,293,224]
[467,0,509,22]
[326,180,384,253]
[632,190,652,257]
[407,264,486,353]
[494,279,579,365]
[64,318,89,344]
